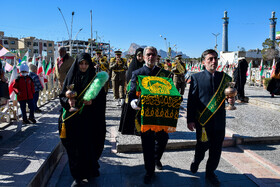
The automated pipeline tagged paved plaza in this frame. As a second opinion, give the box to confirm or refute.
[0,85,280,186]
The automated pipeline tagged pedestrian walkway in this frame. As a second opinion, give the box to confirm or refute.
[48,86,280,186]
[48,91,257,187]
[1,85,280,186]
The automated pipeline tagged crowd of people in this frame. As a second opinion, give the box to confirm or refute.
[1,45,280,187]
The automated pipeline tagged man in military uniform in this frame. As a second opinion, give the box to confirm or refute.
[127,54,134,67]
[164,59,172,72]
[171,55,187,95]
[156,55,164,68]
[109,51,127,106]
[92,49,110,93]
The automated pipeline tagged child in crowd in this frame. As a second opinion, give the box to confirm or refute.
[28,63,43,113]
[11,63,36,124]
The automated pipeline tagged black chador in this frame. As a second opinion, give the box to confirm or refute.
[119,48,144,134]
[59,53,106,181]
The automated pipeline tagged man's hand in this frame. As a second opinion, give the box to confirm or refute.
[130,99,141,110]
[187,122,196,131]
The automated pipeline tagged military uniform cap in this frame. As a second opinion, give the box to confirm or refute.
[175,54,182,58]
[114,50,122,55]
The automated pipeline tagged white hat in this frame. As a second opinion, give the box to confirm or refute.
[20,63,29,72]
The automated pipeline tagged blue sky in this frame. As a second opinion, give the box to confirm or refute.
[1,0,279,57]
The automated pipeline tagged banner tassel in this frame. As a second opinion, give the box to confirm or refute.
[201,127,208,142]
[60,122,66,139]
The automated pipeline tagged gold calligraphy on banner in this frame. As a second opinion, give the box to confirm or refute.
[141,95,182,108]
[142,107,180,119]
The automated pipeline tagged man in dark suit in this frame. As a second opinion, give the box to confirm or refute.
[129,46,171,184]
[187,49,234,186]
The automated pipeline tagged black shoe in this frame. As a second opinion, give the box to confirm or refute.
[144,172,154,184]
[205,172,220,186]
[22,119,30,124]
[71,180,81,187]
[156,161,163,170]
[29,118,36,124]
[190,161,199,174]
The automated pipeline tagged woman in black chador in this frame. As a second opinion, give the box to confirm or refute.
[267,60,280,97]
[119,48,144,134]
[233,58,248,102]
[59,53,106,186]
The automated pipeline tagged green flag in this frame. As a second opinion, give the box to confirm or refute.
[137,75,182,133]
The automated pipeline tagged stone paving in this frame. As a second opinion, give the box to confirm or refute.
[1,83,280,186]
[49,90,260,187]
[0,99,61,186]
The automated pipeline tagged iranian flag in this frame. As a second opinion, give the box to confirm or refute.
[221,65,226,72]
[216,62,222,71]
[191,64,194,71]
[37,58,43,75]
[247,60,252,78]
[8,64,18,100]
[0,47,9,57]
[31,54,36,65]
[19,51,29,66]
[37,59,45,88]
[259,59,264,77]
[5,61,13,72]
[271,58,276,77]
[46,58,52,76]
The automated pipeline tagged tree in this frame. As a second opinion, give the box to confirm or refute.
[239,47,246,51]
[261,38,280,61]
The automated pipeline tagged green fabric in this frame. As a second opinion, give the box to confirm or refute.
[137,75,182,131]
[198,73,232,126]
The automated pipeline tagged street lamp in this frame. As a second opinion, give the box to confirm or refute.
[212,33,220,52]
[72,28,83,53]
[160,35,170,59]
[57,7,76,56]
[173,44,177,56]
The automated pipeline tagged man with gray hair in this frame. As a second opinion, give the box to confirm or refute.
[54,47,74,88]
[129,46,172,184]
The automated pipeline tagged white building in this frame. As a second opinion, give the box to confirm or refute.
[219,49,262,67]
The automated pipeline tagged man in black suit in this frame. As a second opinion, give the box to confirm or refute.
[129,46,171,184]
[187,49,234,186]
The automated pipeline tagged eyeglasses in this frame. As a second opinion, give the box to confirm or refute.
[146,53,156,57]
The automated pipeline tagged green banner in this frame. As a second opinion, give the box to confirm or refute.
[137,75,182,133]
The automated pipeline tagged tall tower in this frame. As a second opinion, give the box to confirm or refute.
[269,11,277,42]
[222,11,229,52]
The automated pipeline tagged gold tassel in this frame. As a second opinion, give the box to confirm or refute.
[201,127,208,142]
[135,118,141,132]
[60,122,66,139]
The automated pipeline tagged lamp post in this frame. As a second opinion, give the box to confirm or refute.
[173,44,177,56]
[72,28,83,54]
[57,7,76,56]
[212,33,220,52]
[160,35,169,58]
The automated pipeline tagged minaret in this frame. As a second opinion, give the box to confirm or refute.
[269,11,277,42]
[222,11,229,52]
